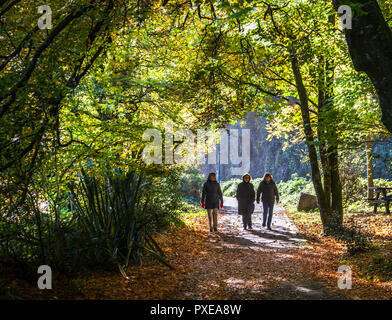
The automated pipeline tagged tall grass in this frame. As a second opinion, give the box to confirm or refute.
[0,168,180,278]
[68,169,174,272]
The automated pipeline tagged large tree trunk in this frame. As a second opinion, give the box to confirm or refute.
[332,0,392,132]
[318,123,331,207]
[324,32,344,222]
[317,38,344,225]
[317,56,332,208]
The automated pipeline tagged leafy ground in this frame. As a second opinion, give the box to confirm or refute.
[287,206,392,292]
[2,199,392,300]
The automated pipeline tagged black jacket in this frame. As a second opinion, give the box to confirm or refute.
[201,180,223,209]
[236,181,255,215]
[256,179,279,203]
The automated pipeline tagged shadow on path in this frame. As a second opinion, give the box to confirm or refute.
[176,197,348,300]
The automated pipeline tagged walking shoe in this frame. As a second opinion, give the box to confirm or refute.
[267,226,272,231]
[210,228,213,232]
[243,226,247,230]
[262,223,266,227]
[248,226,253,230]
[213,227,218,232]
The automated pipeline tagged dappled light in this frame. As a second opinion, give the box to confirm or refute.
[1,0,392,303]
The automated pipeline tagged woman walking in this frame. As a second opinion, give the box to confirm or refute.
[201,172,224,232]
[256,172,279,231]
[236,173,255,230]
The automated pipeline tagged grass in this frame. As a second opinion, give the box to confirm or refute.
[179,201,206,220]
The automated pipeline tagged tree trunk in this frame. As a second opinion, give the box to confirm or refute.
[324,28,344,222]
[317,42,344,225]
[332,0,392,132]
[290,49,333,234]
[318,129,331,207]
[329,144,343,222]
[317,56,332,208]
[366,134,374,199]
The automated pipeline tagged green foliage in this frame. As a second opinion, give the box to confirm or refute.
[2,0,392,281]
[286,207,322,228]
[179,201,206,219]
[68,169,175,271]
[179,168,205,204]
[276,174,313,207]
[0,168,183,274]
[221,178,240,197]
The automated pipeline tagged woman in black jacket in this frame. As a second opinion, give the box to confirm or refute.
[201,172,223,232]
[236,173,255,230]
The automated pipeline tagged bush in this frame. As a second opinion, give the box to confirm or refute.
[221,178,239,197]
[0,168,183,275]
[67,169,177,272]
[340,166,362,207]
[343,225,372,256]
[179,168,205,203]
[276,174,313,207]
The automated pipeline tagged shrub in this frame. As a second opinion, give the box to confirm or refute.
[67,169,176,272]
[276,174,313,207]
[179,168,205,203]
[0,168,182,275]
[221,178,239,197]
[222,174,313,206]
[221,177,264,197]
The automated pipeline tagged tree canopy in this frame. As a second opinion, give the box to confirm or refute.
[1,0,392,274]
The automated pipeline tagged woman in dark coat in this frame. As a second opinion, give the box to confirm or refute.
[236,173,255,230]
[201,172,223,232]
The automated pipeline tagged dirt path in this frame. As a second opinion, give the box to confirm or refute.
[220,196,307,249]
[6,198,391,300]
[173,197,348,300]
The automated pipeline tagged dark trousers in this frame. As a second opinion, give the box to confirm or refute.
[262,202,274,227]
[242,212,252,228]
